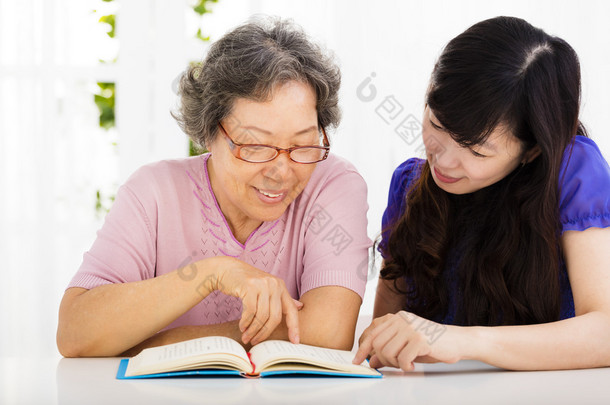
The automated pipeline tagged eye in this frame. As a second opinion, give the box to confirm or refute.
[429,120,444,131]
[469,148,487,158]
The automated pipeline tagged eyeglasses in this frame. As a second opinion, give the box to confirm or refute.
[217,122,330,164]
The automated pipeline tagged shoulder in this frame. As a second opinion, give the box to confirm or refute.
[113,155,208,221]
[559,136,610,232]
[560,136,609,181]
[389,157,426,200]
[291,153,369,225]
[303,153,367,194]
[312,153,362,178]
[378,157,425,254]
[123,155,207,195]
[126,155,207,183]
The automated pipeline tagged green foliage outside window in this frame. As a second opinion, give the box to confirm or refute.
[93,0,218,213]
[188,0,217,156]
[93,0,118,216]
[98,13,115,38]
[94,82,115,130]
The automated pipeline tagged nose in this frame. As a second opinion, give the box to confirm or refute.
[262,152,293,187]
[427,132,458,168]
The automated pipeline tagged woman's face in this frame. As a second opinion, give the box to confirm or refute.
[422,106,526,195]
[207,80,320,230]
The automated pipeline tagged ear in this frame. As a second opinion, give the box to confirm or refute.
[204,135,217,154]
[522,144,541,164]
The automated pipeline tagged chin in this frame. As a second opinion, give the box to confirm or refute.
[433,178,468,195]
[256,206,290,222]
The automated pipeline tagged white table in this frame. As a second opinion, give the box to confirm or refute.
[2,355,610,404]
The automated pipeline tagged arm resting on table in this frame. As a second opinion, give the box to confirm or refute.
[120,285,362,356]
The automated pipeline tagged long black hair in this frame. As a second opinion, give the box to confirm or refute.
[381,16,586,326]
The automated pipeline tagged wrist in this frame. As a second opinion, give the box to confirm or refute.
[458,325,486,361]
[199,256,226,293]
[175,256,222,298]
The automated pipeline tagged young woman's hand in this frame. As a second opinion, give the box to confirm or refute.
[353,311,462,371]
[211,257,302,345]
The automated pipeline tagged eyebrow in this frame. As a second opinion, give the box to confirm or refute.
[479,140,497,153]
[242,125,318,136]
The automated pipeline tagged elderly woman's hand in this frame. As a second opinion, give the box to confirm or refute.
[210,256,302,345]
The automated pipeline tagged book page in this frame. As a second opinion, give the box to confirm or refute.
[249,340,374,374]
[125,336,252,376]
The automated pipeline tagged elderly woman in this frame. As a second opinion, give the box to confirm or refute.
[57,18,370,357]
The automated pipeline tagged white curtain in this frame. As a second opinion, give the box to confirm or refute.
[1,0,609,358]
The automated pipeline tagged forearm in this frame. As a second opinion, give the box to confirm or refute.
[373,276,407,319]
[256,317,354,351]
[463,311,610,370]
[123,302,357,358]
[266,292,361,351]
[57,258,220,357]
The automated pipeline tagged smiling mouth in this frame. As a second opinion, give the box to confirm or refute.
[433,167,461,184]
[258,189,282,198]
[254,187,287,201]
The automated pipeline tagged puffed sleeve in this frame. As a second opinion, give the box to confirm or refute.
[66,167,158,289]
[559,136,610,233]
[378,158,425,256]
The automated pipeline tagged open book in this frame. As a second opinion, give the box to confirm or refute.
[116,336,382,379]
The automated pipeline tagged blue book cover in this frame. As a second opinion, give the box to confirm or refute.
[116,358,382,379]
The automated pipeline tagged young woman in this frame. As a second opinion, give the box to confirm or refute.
[355,16,610,371]
[57,18,370,357]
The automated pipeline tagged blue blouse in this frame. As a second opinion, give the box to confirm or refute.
[380,136,610,324]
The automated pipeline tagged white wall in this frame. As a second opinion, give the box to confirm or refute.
[1,0,609,357]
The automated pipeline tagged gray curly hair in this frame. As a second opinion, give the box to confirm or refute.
[172,16,342,150]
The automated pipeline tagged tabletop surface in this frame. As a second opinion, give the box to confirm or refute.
[2,355,610,405]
